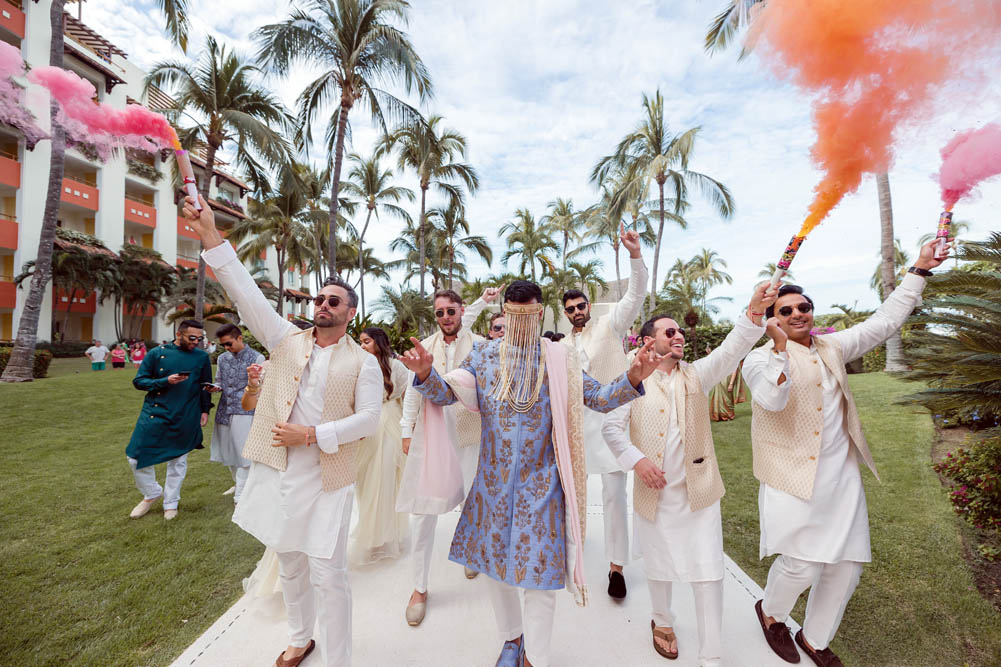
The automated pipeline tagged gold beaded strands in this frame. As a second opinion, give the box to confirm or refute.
[490,302,546,413]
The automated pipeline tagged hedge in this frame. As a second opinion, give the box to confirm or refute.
[0,347,53,378]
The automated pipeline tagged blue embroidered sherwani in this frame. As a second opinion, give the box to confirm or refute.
[414,339,642,590]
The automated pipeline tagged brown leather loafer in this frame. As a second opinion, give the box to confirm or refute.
[795,630,843,667]
[275,639,315,667]
[755,600,800,663]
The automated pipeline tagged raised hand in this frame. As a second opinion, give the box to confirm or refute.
[764,317,788,351]
[620,221,642,259]
[627,338,664,388]
[748,281,781,325]
[482,284,506,304]
[917,237,954,268]
[181,194,225,248]
[400,337,434,381]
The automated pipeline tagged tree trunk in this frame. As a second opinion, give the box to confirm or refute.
[357,207,374,318]
[276,247,285,317]
[613,238,622,300]
[563,233,568,272]
[327,102,351,277]
[417,185,428,297]
[62,286,77,337]
[877,173,907,371]
[448,243,455,289]
[195,143,220,326]
[2,3,66,382]
[647,182,666,316]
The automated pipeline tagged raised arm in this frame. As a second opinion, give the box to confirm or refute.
[461,285,503,330]
[609,224,649,337]
[183,195,294,351]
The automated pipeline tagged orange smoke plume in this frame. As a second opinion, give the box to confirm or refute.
[750,0,1001,238]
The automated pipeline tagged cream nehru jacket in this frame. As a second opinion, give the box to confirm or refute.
[628,363,725,521]
[568,314,629,384]
[242,328,369,492]
[421,328,483,447]
[750,336,877,501]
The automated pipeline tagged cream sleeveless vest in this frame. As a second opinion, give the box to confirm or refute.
[628,363,724,521]
[242,328,368,492]
[421,328,483,447]
[568,314,628,384]
[750,336,877,501]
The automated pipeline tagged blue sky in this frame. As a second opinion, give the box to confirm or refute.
[85,0,1001,320]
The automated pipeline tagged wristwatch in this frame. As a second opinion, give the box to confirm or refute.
[907,266,933,277]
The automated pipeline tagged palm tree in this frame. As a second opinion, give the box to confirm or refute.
[593,90,735,313]
[758,262,794,281]
[704,0,765,56]
[567,259,607,302]
[254,0,432,278]
[382,115,479,296]
[689,248,733,317]
[340,152,413,315]
[145,35,295,325]
[428,202,492,288]
[869,238,910,295]
[541,198,585,271]
[828,302,874,330]
[500,208,559,282]
[374,285,433,333]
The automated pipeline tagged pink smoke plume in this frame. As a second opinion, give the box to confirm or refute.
[938,123,1001,211]
[26,65,178,158]
[0,41,48,148]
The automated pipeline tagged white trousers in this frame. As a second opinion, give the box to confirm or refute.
[763,555,863,650]
[127,454,188,510]
[276,498,353,667]
[411,513,438,593]
[228,465,250,504]
[648,578,723,667]
[485,577,557,667]
[600,470,629,566]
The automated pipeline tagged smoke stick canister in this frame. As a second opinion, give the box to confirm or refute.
[935,211,952,260]
[769,235,805,287]
[174,150,202,211]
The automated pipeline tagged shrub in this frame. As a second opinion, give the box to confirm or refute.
[933,430,1001,533]
[862,344,886,373]
[35,340,91,358]
[0,347,53,378]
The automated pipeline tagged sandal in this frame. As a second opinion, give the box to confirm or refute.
[651,620,679,660]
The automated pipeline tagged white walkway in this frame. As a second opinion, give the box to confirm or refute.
[171,476,801,666]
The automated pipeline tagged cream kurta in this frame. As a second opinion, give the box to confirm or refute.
[743,273,926,564]
[603,314,764,581]
[569,256,648,474]
[204,242,383,560]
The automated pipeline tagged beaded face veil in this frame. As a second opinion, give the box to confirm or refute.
[490,301,546,412]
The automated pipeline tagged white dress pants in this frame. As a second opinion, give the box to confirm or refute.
[411,513,437,593]
[485,577,557,667]
[600,470,629,566]
[763,555,863,650]
[276,496,354,667]
[128,454,188,510]
[647,578,723,667]
[228,464,250,504]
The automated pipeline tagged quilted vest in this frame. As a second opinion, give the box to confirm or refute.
[242,328,368,492]
[628,363,725,521]
[567,314,628,384]
[421,327,483,447]
[750,336,877,501]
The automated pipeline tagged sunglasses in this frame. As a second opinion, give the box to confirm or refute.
[777,303,814,317]
[661,327,682,339]
[221,341,235,348]
[184,335,204,343]
[313,294,342,308]
[491,324,505,332]
[435,307,458,318]
[565,303,588,314]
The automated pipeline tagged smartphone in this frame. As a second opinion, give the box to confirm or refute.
[201,382,221,390]
[176,372,190,379]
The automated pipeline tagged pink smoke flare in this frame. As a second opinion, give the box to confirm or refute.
[938,123,1001,210]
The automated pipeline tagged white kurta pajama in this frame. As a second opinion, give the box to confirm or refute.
[603,314,765,667]
[569,256,647,567]
[742,272,926,651]
[205,242,382,667]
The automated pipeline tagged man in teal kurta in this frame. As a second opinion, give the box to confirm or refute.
[126,319,213,520]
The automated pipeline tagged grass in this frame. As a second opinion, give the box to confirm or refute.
[714,372,1001,666]
[0,358,262,666]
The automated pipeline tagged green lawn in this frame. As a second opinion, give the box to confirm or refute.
[0,358,262,666]
[714,372,1001,666]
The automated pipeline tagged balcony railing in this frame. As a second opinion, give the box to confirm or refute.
[0,152,19,189]
[124,197,156,228]
[61,177,99,210]
[0,213,16,250]
[0,0,26,40]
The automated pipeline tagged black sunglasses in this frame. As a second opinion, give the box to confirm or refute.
[184,335,204,342]
[313,294,342,308]
[221,341,235,348]
[435,307,458,318]
[778,303,814,317]
[565,303,588,314]
[491,324,505,332]
[662,327,682,339]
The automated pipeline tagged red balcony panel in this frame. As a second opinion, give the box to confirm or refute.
[0,217,16,250]
[0,280,14,309]
[0,154,20,188]
[61,178,99,211]
[53,289,96,313]
[178,216,199,240]
[125,198,156,228]
[0,1,26,40]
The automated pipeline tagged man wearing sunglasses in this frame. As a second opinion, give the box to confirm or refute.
[562,221,647,600]
[601,282,778,665]
[742,238,951,667]
[185,194,384,667]
[126,319,214,522]
[488,311,506,340]
[398,285,501,626]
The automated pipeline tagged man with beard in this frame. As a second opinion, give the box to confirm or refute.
[399,280,663,667]
[126,319,213,521]
[601,283,777,665]
[398,286,501,626]
[742,239,950,667]
[562,222,647,599]
[184,195,382,667]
